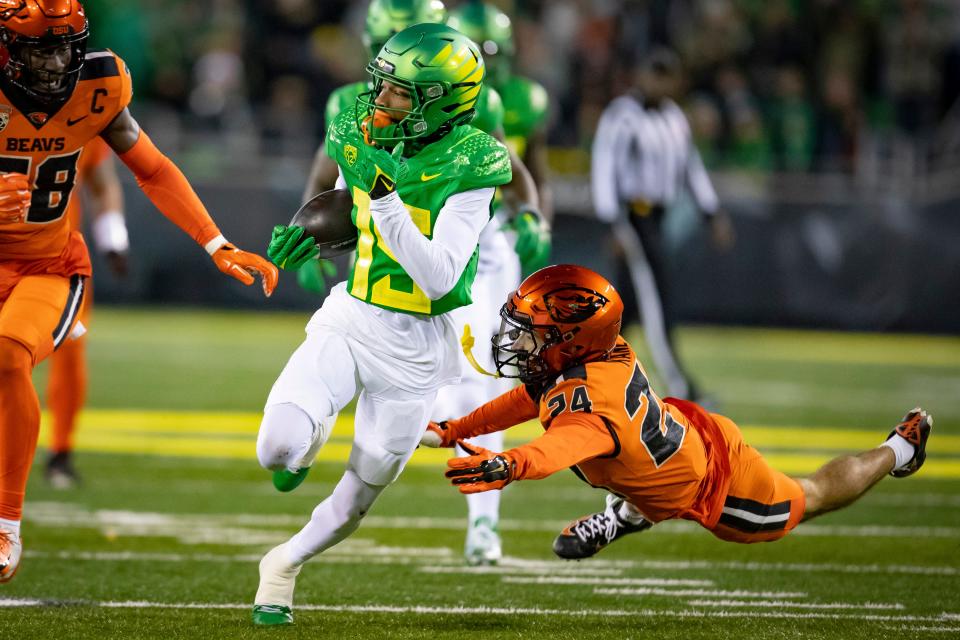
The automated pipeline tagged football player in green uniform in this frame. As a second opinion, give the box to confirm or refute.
[448,0,552,273]
[301,0,544,567]
[299,0,531,295]
[252,24,512,625]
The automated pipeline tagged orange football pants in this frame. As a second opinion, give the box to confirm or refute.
[0,243,88,521]
[46,288,91,454]
[708,414,806,543]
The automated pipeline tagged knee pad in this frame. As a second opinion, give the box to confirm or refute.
[256,403,317,471]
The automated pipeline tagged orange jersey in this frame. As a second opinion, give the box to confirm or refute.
[443,337,733,528]
[65,136,111,231]
[526,339,730,525]
[0,49,132,260]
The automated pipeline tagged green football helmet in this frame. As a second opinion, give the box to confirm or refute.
[363,0,448,59]
[357,23,484,146]
[446,2,513,86]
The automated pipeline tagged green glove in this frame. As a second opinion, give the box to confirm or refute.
[297,258,337,295]
[509,209,551,274]
[359,141,408,199]
[267,225,318,270]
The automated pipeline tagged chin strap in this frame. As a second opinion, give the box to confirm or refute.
[461,324,501,378]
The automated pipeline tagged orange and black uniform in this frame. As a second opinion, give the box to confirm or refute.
[0,49,133,521]
[0,49,131,357]
[441,338,806,543]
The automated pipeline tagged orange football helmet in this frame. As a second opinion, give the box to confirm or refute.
[493,264,624,384]
[0,0,88,102]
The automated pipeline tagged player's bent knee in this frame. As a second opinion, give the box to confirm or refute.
[256,403,316,471]
[0,337,33,375]
[797,477,823,520]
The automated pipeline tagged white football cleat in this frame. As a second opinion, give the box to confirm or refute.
[252,542,301,625]
[0,527,22,583]
[465,516,502,566]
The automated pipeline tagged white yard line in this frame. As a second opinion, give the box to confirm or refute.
[686,599,905,610]
[503,576,712,587]
[594,588,808,599]
[1,598,958,625]
[22,548,956,579]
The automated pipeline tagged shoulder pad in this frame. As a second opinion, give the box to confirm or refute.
[324,108,364,163]
[77,49,133,117]
[324,82,366,132]
[452,129,511,191]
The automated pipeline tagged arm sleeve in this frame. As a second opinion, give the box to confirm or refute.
[368,187,494,300]
[685,144,719,215]
[444,385,540,441]
[591,102,626,223]
[118,131,221,248]
[508,413,617,480]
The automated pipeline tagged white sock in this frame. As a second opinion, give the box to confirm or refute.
[881,434,916,470]
[617,501,647,525]
[0,518,20,536]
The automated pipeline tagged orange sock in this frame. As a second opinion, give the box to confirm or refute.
[46,334,87,454]
[0,337,41,521]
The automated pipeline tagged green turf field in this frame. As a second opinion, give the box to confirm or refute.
[3,307,959,639]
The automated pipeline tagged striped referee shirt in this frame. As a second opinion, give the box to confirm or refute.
[591,95,719,223]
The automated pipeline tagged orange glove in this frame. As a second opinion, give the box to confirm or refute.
[0,172,31,222]
[420,421,455,448]
[211,243,279,297]
[444,441,517,494]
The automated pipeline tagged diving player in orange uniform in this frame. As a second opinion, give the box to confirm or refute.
[0,0,277,583]
[44,137,126,487]
[422,265,933,558]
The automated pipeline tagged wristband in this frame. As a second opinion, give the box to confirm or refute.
[204,234,229,255]
[92,210,130,253]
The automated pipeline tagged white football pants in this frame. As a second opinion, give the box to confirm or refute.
[258,285,456,564]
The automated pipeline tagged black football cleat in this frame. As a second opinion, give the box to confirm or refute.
[553,498,652,560]
[888,407,933,478]
[45,451,81,489]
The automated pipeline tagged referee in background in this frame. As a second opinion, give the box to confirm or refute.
[591,47,733,402]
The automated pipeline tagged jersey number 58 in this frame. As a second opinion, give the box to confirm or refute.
[0,151,82,224]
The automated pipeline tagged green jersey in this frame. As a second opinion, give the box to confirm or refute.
[496,75,549,157]
[324,83,504,136]
[325,108,512,316]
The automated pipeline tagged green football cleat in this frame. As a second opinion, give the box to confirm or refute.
[272,467,310,493]
[252,604,293,626]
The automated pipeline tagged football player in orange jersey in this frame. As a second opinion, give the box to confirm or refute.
[0,0,278,583]
[421,264,933,559]
[44,137,126,488]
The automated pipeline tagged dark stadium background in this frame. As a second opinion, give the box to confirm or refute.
[76,0,960,333]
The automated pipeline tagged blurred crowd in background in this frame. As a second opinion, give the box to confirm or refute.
[80,0,960,179]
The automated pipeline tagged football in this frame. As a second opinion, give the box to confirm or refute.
[290,188,357,258]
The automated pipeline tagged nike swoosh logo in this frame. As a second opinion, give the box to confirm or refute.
[421,172,441,181]
[66,115,88,126]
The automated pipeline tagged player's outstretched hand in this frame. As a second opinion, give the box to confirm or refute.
[420,421,455,448]
[444,441,517,493]
[360,142,408,199]
[0,172,31,223]
[509,208,551,273]
[212,243,279,297]
[267,225,318,270]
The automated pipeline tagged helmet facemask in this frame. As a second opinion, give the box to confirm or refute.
[356,67,443,146]
[492,306,565,385]
[2,28,87,104]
